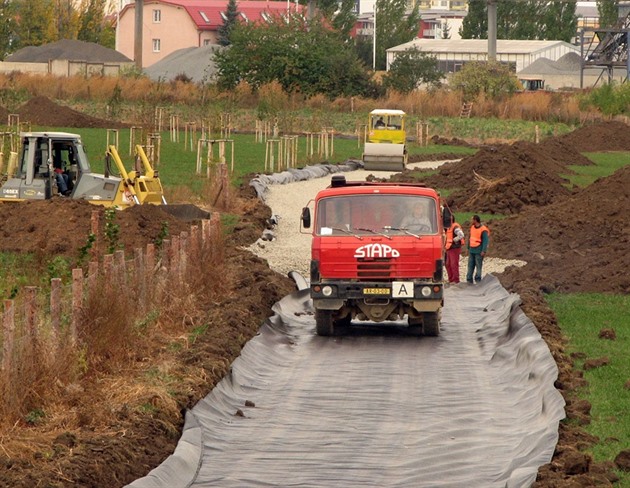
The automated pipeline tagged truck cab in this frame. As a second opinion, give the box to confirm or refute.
[302,175,446,336]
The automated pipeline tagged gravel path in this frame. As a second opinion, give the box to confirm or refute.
[247,161,526,280]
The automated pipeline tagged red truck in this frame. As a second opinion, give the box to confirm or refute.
[301,175,447,336]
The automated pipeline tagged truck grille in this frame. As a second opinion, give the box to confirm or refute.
[357,259,393,280]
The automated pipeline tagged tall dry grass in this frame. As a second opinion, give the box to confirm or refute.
[0,72,594,125]
[0,219,230,433]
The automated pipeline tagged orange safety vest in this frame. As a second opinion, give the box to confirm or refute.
[445,223,465,249]
[469,224,489,248]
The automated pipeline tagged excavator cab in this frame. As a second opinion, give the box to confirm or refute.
[1,132,130,206]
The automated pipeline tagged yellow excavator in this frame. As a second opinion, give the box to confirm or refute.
[362,109,408,171]
[0,131,166,208]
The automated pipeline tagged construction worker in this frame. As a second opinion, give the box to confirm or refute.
[466,215,490,284]
[444,213,465,284]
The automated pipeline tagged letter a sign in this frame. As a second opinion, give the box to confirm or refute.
[392,281,414,298]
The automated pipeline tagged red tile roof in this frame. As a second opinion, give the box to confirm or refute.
[134,0,305,31]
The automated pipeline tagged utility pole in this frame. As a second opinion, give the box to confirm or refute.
[373,0,377,70]
[134,0,143,69]
[487,0,497,62]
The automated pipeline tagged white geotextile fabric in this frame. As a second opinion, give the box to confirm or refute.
[127,275,565,488]
[248,160,364,202]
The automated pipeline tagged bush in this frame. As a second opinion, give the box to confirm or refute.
[382,47,443,93]
[580,82,630,116]
[450,61,521,101]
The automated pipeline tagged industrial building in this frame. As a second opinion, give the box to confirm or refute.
[386,39,581,74]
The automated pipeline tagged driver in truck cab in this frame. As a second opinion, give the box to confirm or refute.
[399,200,433,234]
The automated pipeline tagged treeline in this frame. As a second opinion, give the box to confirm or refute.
[0,0,115,58]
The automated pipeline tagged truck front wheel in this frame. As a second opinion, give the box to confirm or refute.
[315,310,349,336]
[315,309,335,336]
[422,312,440,337]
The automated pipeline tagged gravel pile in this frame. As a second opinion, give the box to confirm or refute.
[144,45,222,82]
[247,161,525,280]
[519,52,583,75]
[6,39,131,63]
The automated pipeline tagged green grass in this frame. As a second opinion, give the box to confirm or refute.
[564,152,630,187]
[33,125,480,192]
[0,252,37,299]
[546,293,630,486]
[426,116,574,142]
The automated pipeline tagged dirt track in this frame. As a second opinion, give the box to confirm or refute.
[129,278,564,488]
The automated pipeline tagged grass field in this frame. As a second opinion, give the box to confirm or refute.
[550,155,630,485]
[546,293,630,487]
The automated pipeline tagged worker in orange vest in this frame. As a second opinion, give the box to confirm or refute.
[444,213,465,284]
[466,215,490,284]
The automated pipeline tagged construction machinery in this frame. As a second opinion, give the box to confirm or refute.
[301,175,448,337]
[362,109,408,171]
[0,132,166,208]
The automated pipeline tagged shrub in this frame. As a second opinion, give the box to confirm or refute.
[450,61,521,101]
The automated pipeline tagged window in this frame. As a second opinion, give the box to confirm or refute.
[240,12,248,21]
[152,9,161,22]
[200,11,210,23]
[152,39,161,52]
[203,39,212,46]
[220,11,227,21]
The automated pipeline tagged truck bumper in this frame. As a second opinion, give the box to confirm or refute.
[311,280,442,310]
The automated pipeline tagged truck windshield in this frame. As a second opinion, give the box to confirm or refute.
[316,194,437,236]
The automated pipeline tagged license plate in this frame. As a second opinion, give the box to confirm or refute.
[364,288,390,295]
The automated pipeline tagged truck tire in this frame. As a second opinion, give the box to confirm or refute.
[407,316,424,336]
[422,312,440,337]
[315,309,335,336]
[315,310,350,336]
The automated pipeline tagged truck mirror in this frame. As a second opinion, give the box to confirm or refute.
[301,207,311,228]
[442,206,452,229]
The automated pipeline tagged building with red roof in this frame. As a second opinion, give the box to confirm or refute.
[116,0,304,68]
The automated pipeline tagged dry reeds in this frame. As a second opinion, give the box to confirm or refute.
[0,217,229,433]
[0,72,593,125]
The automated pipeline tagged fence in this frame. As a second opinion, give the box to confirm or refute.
[0,213,222,391]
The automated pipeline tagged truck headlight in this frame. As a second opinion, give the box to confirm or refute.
[421,286,431,297]
[322,285,334,296]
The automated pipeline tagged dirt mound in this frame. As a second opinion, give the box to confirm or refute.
[17,96,128,129]
[557,119,630,152]
[491,164,630,294]
[430,135,476,147]
[0,200,197,261]
[391,139,590,214]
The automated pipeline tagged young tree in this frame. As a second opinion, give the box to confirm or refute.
[317,0,357,38]
[0,0,18,58]
[371,0,421,70]
[77,0,112,46]
[217,0,239,47]
[14,0,56,48]
[382,47,443,93]
[460,0,486,39]
[597,0,620,28]
[54,0,81,41]
[441,20,451,40]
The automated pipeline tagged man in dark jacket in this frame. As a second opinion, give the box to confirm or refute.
[466,215,490,284]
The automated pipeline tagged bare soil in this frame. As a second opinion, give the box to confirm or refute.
[16,96,129,129]
[0,102,628,486]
